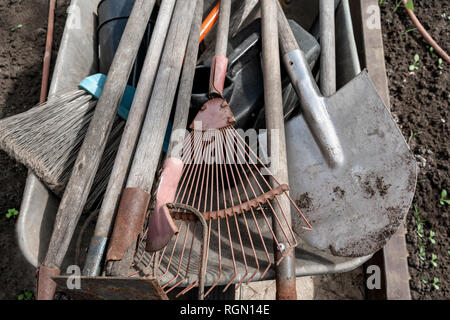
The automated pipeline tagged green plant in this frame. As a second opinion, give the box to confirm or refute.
[5,208,19,219]
[413,205,426,238]
[418,243,426,261]
[394,0,414,12]
[432,277,439,290]
[428,230,436,244]
[10,24,23,31]
[438,58,444,70]
[430,253,438,267]
[421,278,427,284]
[439,189,450,205]
[409,54,420,71]
[17,291,34,300]
[402,27,416,35]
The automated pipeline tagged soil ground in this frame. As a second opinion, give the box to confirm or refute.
[0,0,447,300]
[380,0,449,299]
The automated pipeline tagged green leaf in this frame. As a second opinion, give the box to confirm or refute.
[10,24,23,31]
[430,253,438,267]
[409,65,415,71]
[5,208,19,219]
[405,0,414,11]
[441,189,447,198]
[414,54,420,63]
[24,291,33,299]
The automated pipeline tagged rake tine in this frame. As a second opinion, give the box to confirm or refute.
[221,131,259,289]
[162,221,191,289]
[156,222,183,281]
[169,222,197,294]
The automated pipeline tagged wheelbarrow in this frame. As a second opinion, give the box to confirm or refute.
[17,0,382,299]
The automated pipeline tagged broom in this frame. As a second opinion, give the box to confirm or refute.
[0,75,135,209]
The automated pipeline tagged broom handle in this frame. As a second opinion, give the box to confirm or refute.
[82,0,175,277]
[261,0,297,300]
[38,0,155,299]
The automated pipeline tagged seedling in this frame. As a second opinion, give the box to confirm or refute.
[5,208,19,219]
[421,278,427,284]
[427,46,437,57]
[428,230,436,244]
[413,205,426,238]
[17,291,34,300]
[394,0,414,12]
[10,24,23,32]
[432,277,439,290]
[409,54,420,71]
[418,243,426,261]
[430,253,438,267]
[438,58,444,70]
[402,28,416,35]
[439,189,450,205]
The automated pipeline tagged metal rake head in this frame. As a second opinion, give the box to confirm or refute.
[128,120,311,298]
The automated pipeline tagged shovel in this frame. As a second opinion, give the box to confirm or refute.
[276,3,417,257]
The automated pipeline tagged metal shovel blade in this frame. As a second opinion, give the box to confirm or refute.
[286,71,417,257]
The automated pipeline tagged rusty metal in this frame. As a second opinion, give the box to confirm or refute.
[146,158,183,252]
[209,55,229,96]
[106,187,150,261]
[189,98,235,130]
[36,265,60,300]
[39,0,56,103]
[169,184,290,220]
[51,276,168,300]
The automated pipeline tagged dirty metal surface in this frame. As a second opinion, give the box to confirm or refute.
[52,276,168,300]
[284,71,417,257]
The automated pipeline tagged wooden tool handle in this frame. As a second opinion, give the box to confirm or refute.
[167,0,204,157]
[214,0,232,57]
[276,1,300,55]
[261,0,297,300]
[319,0,336,96]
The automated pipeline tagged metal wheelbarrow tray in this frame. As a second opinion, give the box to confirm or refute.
[17,0,388,298]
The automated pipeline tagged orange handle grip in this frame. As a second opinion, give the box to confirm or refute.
[199,2,220,43]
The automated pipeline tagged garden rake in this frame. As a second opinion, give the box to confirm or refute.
[137,0,311,298]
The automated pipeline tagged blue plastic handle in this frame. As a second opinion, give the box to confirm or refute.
[78,73,171,152]
[78,73,136,120]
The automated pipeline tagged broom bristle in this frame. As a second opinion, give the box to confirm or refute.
[0,89,124,210]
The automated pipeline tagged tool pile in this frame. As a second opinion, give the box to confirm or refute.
[0,0,416,300]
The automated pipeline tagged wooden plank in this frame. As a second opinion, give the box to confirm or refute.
[349,0,411,300]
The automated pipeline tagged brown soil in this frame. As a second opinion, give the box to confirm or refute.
[380,0,449,299]
[0,0,70,300]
